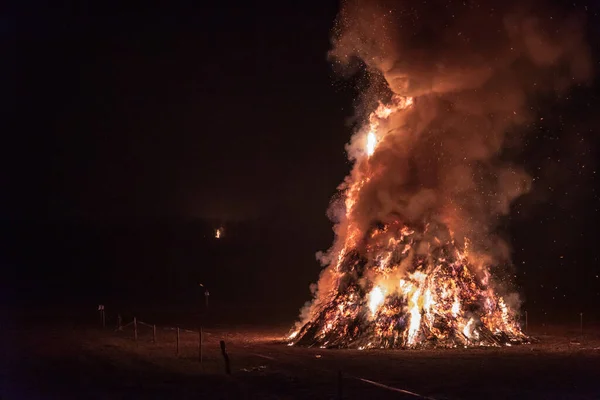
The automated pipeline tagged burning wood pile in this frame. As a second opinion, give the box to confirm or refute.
[290,220,528,349]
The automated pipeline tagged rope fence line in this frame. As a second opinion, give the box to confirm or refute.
[117,318,210,335]
[106,313,230,373]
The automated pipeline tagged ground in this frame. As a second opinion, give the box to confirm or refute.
[3,316,600,399]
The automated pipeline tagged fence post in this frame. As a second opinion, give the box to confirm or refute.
[98,305,105,328]
[134,317,138,341]
[337,370,343,400]
[220,340,231,375]
[153,324,157,343]
[199,327,203,364]
[117,314,122,331]
[525,311,528,333]
[580,312,583,336]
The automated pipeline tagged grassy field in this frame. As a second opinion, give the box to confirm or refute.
[3,318,600,399]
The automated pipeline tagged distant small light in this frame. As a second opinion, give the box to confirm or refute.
[215,227,224,239]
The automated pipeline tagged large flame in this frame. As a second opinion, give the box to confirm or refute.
[364,96,413,157]
[289,95,527,349]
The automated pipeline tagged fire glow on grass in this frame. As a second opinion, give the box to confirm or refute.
[288,95,527,349]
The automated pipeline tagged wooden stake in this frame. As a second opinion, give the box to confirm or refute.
[117,314,122,331]
[176,327,180,356]
[220,340,231,375]
[98,305,105,328]
[134,317,138,341]
[153,324,157,343]
[580,312,583,336]
[525,311,528,333]
[199,328,203,364]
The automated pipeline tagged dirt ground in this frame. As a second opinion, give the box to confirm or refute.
[3,320,600,399]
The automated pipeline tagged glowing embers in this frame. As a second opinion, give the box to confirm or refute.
[289,222,528,349]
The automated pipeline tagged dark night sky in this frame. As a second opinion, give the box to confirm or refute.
[10,2,350,222]
[3,1,600,322]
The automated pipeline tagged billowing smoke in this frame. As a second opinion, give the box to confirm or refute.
[293,0,592,344]
[327,0,591,265]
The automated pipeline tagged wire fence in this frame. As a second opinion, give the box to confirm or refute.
[97,311,235,378]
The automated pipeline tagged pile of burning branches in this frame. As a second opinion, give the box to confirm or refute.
[288,94,528,349]
[290,221,528,349]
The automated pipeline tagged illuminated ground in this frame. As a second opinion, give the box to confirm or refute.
[4,320,600,399]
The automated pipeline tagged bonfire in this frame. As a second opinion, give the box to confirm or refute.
[288,0,589,349]
[289,96,528,349]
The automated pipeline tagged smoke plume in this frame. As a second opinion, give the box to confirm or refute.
[329,0,590,260]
